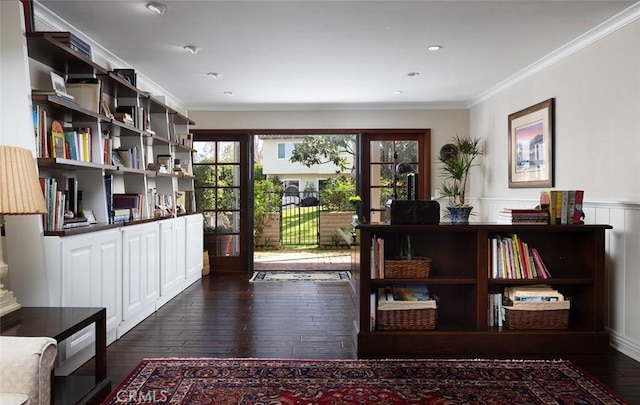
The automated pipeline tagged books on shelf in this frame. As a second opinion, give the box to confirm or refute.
[113,193,144,221]
[489,233,551,279]
[39,177,66,231]
[488,285,569,326]
[115,146,141,169]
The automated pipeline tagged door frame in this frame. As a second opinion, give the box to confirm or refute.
[192,129,430,274]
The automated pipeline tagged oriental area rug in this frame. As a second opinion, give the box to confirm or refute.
[249,270,351,282]
[101,358,628,404]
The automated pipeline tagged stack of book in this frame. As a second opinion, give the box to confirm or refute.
[46,31,91,59]
[504,285,567,307]
[497,208,549,225]
[488,285,569,328]
[372,285,438,331]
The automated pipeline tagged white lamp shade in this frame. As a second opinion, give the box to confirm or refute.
[0,145,47,215]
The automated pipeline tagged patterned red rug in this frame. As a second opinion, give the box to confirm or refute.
[102,358,627,404]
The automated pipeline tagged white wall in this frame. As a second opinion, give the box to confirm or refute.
[471,18,640,360]
[1,0,35,149]
[0,0,49,304]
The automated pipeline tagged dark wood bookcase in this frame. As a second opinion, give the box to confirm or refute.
[354,223,612,355]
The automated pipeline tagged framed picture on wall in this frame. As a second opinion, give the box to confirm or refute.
[508,98,555,188]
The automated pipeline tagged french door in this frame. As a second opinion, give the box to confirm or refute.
[360,130,431,224]
[192,131,251,273]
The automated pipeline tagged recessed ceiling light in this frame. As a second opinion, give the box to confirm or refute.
[207,72,221,78]
[427,45,443,51]
[146,2,167,15]
[183,45,199,54]
[407,72,420,77]
[223,91,233,96]
[393,90,404,95]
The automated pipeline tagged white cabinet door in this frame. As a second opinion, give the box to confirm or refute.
[174,216,187,288]
[184,214,203,288]
[120,222,158,337]
[56,229,121,374]
[158,219,180,308]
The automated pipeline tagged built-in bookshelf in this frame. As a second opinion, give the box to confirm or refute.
[355,223,612,355]
[27,31,196,231]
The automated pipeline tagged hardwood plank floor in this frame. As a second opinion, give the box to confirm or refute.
[76,272,640,404]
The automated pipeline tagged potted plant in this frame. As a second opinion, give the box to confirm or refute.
[204,212,234,256]
[437,134,484,223]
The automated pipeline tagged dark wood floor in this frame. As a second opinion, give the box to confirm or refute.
[76,272,640,404]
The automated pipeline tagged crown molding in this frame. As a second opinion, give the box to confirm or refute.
[468,2,640,108]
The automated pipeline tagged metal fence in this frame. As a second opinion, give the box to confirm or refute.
[278,191,320,245]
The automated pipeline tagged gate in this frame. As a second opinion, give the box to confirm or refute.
[279,191,320,245]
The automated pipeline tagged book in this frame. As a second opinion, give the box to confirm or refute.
[104,174,113,223]
[566,190,576,225]
[64,130,79,160]
[573,190,585,224]
[560,190,569,224]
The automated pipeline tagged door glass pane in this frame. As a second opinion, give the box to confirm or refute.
[368,137,423,224]
[195,140,241,258]
[218,142,240,163]
[370,141,393,163]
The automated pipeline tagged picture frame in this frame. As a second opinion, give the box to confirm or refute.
[82,209,97,224]
[508,98,555,188]
[50,71,73,100]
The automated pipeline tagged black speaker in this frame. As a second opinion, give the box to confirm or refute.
[390,200,440,225]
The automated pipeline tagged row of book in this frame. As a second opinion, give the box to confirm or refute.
[39,177,90,231]
[370,236,386,279]
[540,190,585,225]
[61,127,93,162]
[32,110,95,162]
[489,285,569,327]
[112,146,142,169]
[370,285,436,331]
[489,234,551,279]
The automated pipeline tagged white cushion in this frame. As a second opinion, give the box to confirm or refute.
[0,336,57,405]
[0,393,30,405]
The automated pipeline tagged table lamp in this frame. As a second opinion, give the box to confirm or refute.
[0,145,47,327]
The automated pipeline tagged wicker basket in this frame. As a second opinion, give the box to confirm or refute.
[504,307,569,330]
[377,308,437,330]
[384,257,431,279]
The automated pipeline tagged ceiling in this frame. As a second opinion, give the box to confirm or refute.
[35,0,637,111]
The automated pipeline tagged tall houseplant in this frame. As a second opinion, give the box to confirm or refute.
[437,134,484,223]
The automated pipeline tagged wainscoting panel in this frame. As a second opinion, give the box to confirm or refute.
[479,198,640,362]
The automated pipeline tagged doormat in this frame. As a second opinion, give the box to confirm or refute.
[102,358,629,404]
[250,270,351,282]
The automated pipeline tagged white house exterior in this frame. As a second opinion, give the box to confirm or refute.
[259,135,354,196]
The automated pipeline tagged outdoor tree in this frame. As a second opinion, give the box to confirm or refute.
[320,176,356,211]
[289,135,356,173]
